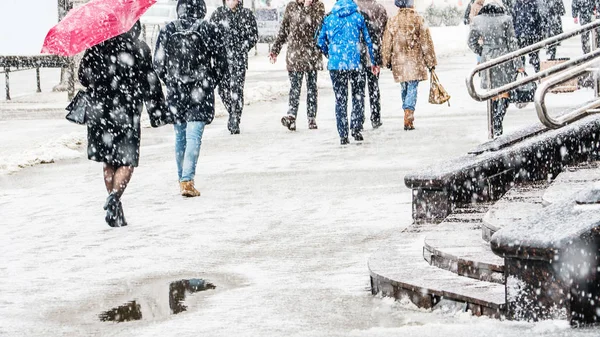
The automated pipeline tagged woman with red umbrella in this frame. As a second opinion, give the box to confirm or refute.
[78,21,169,227]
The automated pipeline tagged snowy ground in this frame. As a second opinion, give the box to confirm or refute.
[2,22,600,336]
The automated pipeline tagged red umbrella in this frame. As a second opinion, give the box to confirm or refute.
[41,0,157,56]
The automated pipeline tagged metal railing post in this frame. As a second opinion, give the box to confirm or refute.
[486,68,494,139]
[36,67,41,93]
[4,68,10,101]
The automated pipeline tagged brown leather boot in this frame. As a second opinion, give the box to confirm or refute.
[404,109,415,130]
[180,181,201,197]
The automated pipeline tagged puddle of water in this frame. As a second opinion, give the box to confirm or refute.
[99,278,216,323]
[169,278,216,314]
[99,301,142,322]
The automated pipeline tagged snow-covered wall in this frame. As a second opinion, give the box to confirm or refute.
[0,0,58,55]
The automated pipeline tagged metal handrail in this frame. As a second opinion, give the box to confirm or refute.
[535,59,600,129]
[466,20,600,102]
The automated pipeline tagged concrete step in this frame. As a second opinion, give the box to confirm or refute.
[481,181,549,242]
[423,226,504,284]
[542,162,600,206]
[369,233,505,318]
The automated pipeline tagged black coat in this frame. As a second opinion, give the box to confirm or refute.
[539,0,565,38]
[512,0,543,45]
[78,21,166,167]
[154,0,228,124]
[209,1,258,67]
[573,0,599,24]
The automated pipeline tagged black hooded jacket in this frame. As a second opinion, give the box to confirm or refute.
[209,0,258,66]
[154,0,228,124]
[78,21,167,167]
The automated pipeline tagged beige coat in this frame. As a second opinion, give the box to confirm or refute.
[382,8,437,83]
[469,0,485,22]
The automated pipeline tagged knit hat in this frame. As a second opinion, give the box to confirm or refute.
[394,0,414,8]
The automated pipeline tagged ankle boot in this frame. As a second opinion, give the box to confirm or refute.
[181,180,201,197]
[103,193,119,227]
[404,109,415,130]
[116,201,127,227]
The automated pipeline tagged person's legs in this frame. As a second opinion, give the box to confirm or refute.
[179,121,205,197]
[350,70,366,139]
[529,51,541,73]
[287,71,303,117]
[173,122,187,182]
[103,163,133,227]
[180,121,206,183]
[229,63,246,133]
[103,164,116,194]
[218,70,232,117]
[492,98,507,137]
[367,70,381,128]
[306,70,318,128]
[403,80,419,130]
[547,44,557,60]
[112,166,134,199]
[330,70,349,142]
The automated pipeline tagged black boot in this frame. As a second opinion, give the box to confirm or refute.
[340,137,350,145]
[103,193,119,227]
[351,130,364,142]
[228,114,240,134]
[116,201,127,227]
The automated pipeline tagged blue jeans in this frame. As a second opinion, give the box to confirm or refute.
[401,81,419,111]
[174,121,206,182]
[329,70,365,139]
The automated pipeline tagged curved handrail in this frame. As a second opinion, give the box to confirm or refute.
[535,59,600,129]
[466,20,600,102]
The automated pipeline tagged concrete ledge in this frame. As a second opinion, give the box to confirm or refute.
[405,115,600,223]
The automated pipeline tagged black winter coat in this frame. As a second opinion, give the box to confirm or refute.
[539,0,565,38]
[513,0,543,45]
[154,0,228,125]
[78,21,166,167]
[573,0,599,24]
[209,1,258,67]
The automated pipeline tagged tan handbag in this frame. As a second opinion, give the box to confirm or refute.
[428,70,451,106]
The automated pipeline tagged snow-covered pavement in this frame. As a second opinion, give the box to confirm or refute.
[2,26,600,336]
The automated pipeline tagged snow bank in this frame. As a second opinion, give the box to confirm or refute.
[0,132,85,175]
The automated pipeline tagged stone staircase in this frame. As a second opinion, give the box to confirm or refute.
[369,161,600,320]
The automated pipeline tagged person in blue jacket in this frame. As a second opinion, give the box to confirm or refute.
[317,0,378,145]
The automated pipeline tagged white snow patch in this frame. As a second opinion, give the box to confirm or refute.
[0,132,85,175]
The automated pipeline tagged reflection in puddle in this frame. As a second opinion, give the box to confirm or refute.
[169,278,216,314]
[99,278,216,322]
[99,301,142,322]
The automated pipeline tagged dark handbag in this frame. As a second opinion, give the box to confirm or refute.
[65,90,92,125]
[509,72,537,104]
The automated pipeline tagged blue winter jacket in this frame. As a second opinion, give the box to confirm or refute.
[317,0,375,70]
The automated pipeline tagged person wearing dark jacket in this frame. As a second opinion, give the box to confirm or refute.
[154,0,228,197]
[468,0,523,137]
[513,0,543,72]
[210,0,258,134]
[573,0,600,54]
[538,0,565,60]
[270,0,325,131]
[356,0,388,129]
[78,20,168,227]
[317,0,377,145]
